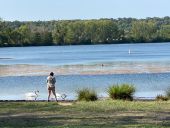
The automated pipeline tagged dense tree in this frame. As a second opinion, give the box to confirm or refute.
[42,32,53,45]
[130,21,157,42]
[17,25,31,46]
[52,21,67,45]
[0,17,170,47]
[158,25,170,41]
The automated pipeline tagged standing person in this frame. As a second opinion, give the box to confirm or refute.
[47,72,58,102]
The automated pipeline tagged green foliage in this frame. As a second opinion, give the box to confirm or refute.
[1,17,170,47]
[156,94,168,101]
[130,21,157,42]
[52,21,67,45]
[107,83,135,101]
[76,88,98,101]
[166,87,170,98]
[159,25,170,41]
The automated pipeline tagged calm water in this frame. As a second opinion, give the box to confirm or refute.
[1,43,170,65]
[1,43,170,100]
[0,73,169,100]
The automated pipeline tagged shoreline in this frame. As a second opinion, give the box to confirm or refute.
[0,100,75,102]
[0,97,156,102]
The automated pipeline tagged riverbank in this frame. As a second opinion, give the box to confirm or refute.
[0,96,156,102]
[0,100,169,128]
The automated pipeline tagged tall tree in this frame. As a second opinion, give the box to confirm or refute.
[130,21,157,42]
[17,24,31,45]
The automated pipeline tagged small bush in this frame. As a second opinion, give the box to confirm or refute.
[156,94,168,101]
[107,83,135,101]
[76,88,98,101]
[166,88,170,98]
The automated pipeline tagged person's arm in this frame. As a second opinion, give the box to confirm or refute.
[53,77,56,84]
[47,77,48,83]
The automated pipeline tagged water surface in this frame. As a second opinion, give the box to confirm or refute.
[1,43,170,66]
[0,73,169,100]
[1,43,170,100]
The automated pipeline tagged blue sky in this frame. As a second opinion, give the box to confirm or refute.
[0,0,169,21]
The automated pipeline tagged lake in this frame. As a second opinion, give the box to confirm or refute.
[0,43,170,100]
[1,43,170,66]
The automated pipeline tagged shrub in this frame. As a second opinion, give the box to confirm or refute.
[156,94,168,101]
[166,88,170,98]
[76,88,98,101]
[107,83,135,101]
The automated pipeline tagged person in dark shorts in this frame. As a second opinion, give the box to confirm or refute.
[47,72,57,102]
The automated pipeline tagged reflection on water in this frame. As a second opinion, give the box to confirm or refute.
[0,73,170,100]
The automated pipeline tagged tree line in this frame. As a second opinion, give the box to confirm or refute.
[0,17,170,47]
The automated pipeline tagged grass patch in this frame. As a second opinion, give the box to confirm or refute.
[0,100,170,128]
[76,88,98,101]
[156,94,168,101]
[107,83,135,100]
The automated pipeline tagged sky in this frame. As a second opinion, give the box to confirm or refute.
[0,0,169,21]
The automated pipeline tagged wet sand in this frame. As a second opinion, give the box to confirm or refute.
[1,61,170,76]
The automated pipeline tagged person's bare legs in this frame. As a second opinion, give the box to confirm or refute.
[52,88,58,102]
[48,90,51,102]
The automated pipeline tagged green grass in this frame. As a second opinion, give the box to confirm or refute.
[107,84,135,100]
[0,100,170,128]
[76,88,98,101]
